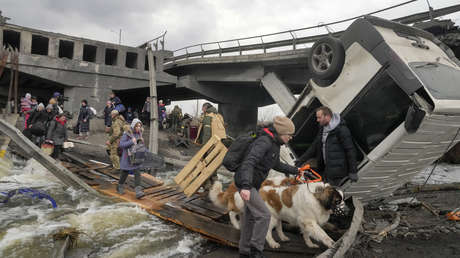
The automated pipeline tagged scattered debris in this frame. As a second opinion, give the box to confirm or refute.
[52,227,83,248]
[447,208,460,221]
[420,201,440,217]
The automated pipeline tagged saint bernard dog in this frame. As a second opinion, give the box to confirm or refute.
[209,176,345,249]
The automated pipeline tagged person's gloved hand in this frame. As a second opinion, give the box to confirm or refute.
[349,173,359,182]
[294,160,304,167]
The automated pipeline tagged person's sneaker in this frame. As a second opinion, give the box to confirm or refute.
[116,184,124,195]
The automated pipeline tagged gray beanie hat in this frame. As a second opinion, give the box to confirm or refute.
[273,116,295,135]
[46,104,53,110]
[38,103,45,109]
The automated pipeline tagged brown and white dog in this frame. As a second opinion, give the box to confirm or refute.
[209,176,345,249]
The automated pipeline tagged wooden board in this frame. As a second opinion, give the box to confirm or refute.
[181,201,225,220]
[174,135,219,184]
[174,134,228,197]
[184,147,227,197]
[189,197,228,215]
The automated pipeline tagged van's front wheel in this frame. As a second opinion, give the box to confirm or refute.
[309,37,345,81]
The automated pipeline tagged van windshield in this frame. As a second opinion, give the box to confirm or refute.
[410,62,460,100]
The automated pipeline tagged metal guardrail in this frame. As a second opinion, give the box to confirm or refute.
[165,2,460,64]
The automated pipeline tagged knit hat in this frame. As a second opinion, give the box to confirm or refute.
[131,118,142,129]
[111,109,119,116]
[38,103,45,109]
[273,116,295,135]
[46,104,53,110]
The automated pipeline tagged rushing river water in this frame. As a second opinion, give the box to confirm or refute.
[0,154,208,258]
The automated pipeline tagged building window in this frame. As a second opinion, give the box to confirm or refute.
[31,35,49,56]
[125,52,138,68]
[59,40,74,59]
[105,48,118,65]
[83,44,97,62]
[3,30,20,50]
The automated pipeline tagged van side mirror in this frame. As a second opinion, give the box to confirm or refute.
[405,103,425,133]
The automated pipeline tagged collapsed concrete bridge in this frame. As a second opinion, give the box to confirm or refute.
[1,3,460,136]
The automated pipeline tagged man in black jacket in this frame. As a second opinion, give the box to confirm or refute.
[234,116,299,258]
[103,100,113,132]
[296,106,358,186]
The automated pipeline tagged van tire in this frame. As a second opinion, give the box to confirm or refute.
[309,37,345,81]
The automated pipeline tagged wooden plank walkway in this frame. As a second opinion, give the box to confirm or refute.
[60,154,330,254]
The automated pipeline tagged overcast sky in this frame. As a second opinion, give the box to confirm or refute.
[2,0,460,118]
[3,0,460,50]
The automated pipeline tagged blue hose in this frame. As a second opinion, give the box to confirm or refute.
[0,188,57,208]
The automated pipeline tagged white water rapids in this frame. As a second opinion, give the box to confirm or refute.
[0,154,207,258]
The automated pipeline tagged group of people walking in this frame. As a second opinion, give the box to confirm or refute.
[103,92,146,199]
[21,92,67,159]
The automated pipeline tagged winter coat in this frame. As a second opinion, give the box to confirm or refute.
[47,119,68,146]
[142,101,150,113]
[20,97,32,113]
[126,111,134,123]
[234,126,298,190]
[28,110,51,135]
[104,106,113,127]
[196,106,226,144]
[119,129,143,171]
[158,104,166,121]
[111,96,122,106]
[297,119,357,182]
[77,106,91,133]
[109,115,126,144]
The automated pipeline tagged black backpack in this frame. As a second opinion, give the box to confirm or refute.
[222,133,257,172]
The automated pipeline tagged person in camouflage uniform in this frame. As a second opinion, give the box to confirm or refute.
[195,103,226,145]
[170,105,183,133]
[106,110,126,169]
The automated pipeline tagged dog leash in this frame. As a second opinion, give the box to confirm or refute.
[296,164,322,183]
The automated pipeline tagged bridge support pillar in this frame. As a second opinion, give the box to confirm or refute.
[261,72,296,114]
[219,103,258,138]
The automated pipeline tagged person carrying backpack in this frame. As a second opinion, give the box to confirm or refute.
[46,113,68,160]
[234,116,299,258]
[117,118,145,199]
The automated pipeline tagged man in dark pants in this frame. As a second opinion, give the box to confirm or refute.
[235,116,299,258]
[296,106,358,186]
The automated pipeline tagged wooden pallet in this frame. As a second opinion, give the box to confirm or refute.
[174,135,227,197]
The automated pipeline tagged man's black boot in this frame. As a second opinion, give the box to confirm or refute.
[250,247,266,258]
[239,252,249,258]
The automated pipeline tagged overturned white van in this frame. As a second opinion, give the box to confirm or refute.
[287,16,460,202]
